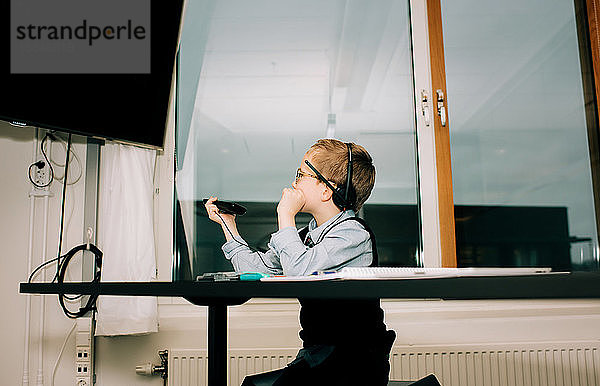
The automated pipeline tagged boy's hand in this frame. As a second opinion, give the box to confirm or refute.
[277,188,305,218]
[205,196,240,241]
[205,196,235,225]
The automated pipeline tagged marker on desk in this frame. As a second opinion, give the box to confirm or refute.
[240,272,270,281]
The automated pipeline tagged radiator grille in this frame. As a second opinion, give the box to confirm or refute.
[229,349,296,385]
[168,343,600,386]
[390,343,600,386]
[168,348,297,386]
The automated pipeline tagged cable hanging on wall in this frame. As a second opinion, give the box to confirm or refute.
[57,243,103,319]
[26,131,103,318]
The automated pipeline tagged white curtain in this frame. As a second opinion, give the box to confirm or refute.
[96,143,158,336]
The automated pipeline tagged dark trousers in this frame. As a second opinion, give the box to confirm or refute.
[242,331,395,386]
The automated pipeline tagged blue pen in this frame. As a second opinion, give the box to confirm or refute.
[311,270,337,275]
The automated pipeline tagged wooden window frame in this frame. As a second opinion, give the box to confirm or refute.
[425,0,457,267]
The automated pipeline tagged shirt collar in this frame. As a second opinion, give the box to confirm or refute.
[307,210,356,239]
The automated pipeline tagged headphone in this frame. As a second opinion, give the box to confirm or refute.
[305,142,356,211]
[57,243,103,318]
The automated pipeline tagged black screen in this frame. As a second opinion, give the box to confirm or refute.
[1,0,184,149]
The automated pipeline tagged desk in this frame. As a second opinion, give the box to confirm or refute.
[20,272,600,385]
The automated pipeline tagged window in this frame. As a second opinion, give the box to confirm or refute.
[440,0,599,270]
[173,0,600,279]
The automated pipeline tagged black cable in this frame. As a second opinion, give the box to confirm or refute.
[215,208,356,272]
[27,134,55,188]
[25,132,92,314]
[28,256,59,283]
[55,133,72,282]
[62,294,84,301]
[40,134,55,182]
[216,212,279,270]
[217,210,347,270]
[57,243,103,319]
[28,256,84,301]
[314,211,346,245]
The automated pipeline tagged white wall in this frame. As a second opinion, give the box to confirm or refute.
[2,116,600,385]
[0,121,87,385]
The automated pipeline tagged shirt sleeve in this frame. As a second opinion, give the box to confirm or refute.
[268,223,372,276]
[222,236,283,274]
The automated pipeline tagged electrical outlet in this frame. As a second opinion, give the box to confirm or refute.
[31,160,50,187]
[76,362,90,376]
[76,377,90,386]
[76,348,90,360]
[35,166,46,185]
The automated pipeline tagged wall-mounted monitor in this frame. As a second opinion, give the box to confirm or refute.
[0,0,184,149]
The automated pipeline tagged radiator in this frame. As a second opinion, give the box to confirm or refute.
[168,343,600,386]
[390,343,600,386]
[168,348,297,386]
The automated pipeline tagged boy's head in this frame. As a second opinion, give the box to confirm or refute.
[301,138,375,212]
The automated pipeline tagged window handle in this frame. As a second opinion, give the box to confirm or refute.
[436,89,446,127]
[421,90,431,127]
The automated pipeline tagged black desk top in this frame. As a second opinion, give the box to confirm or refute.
[19,272,600,303]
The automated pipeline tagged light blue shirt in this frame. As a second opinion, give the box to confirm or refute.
[222,210,373,276]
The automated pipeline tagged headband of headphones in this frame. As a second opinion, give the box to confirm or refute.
[304,142,355,211]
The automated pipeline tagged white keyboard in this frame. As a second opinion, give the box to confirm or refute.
[338,266,552,279]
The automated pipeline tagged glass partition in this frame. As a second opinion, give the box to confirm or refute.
[174,0,421,278]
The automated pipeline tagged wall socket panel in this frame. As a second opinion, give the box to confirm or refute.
[32,160,51,186]
[75,317,94,385]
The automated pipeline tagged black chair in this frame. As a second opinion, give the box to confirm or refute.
[241,369,284,386]
[388,374,441,385]
[243,371,441,386]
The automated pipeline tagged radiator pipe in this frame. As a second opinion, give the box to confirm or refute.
[135,349,168,384]
[36,194,50,386]
[22,128,39,386]
[22,189,35,386]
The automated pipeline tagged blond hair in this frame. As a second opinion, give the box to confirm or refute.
[307,139,375,211]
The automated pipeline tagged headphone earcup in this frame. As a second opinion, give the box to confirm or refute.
[332,187,345,210]
[346,185,357,210]
[332,184,357,210]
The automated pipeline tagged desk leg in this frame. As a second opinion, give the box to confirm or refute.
[208,304,227,386]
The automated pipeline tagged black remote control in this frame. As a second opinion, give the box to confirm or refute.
[202,199,247,216]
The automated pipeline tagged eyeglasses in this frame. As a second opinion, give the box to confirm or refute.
[295,168,319,183]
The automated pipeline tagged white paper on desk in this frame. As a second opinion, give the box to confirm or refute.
[259,272,449,281]
[260,267,553,281]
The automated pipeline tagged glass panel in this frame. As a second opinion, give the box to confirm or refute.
[441,0,599,270]
[175,0,420,279]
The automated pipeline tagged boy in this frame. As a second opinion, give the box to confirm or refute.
[205,138,395,385]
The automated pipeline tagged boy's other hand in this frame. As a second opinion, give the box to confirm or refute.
[205,196,235,225]
[277,188,305,218]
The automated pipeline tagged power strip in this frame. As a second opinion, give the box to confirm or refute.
[75,317,94,385]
